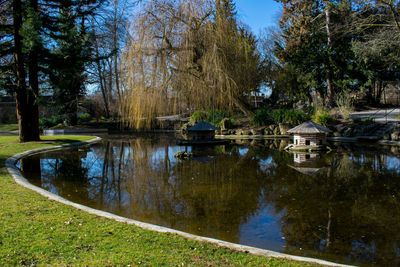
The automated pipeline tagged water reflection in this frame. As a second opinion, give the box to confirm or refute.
[20,134,400,266]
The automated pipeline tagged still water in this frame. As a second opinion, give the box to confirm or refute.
[19,134,400,266]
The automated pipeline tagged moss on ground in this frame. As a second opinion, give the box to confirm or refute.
[0,135,315,266]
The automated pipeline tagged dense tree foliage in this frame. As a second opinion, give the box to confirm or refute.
[265,0,400,108]
[48,0,101,125]
[1,0,399,133]
[0,0,102,140]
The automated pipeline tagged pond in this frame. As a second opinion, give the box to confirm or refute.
[19,134,400,266]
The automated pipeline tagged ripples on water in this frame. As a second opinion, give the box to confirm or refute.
[19,134,400,266]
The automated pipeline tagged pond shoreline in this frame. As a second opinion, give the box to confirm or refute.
[6,136,353,267]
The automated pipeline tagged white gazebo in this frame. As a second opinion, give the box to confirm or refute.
[287,121,331,150]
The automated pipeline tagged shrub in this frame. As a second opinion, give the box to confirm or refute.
[53,123,65,129]
[206,109,230,126]
[312,109,333,126]
[335,90,354,120]
[250,108,272,126]
[251,108,309,126]
[271,109,309,125]
[190,110,207,123]
[364,117,374,123]
[39,116,63,129]
[190,109,232,126]
[78,113,92,124]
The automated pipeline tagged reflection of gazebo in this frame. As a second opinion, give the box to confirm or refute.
[288,151,329,176]
[288,165,327,176]
[287,121,331,151]
[293,152,318,163]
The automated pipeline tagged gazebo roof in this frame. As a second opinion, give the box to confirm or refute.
[287,121,331,134]
[188,121,220,131]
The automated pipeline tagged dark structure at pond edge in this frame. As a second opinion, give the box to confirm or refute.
[285,121,332,151]
[177,121,229,145]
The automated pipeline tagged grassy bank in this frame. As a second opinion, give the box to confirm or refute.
[0,136,313,266]
[0,123,18,132]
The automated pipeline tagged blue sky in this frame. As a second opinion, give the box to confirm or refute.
[235,0,282,34]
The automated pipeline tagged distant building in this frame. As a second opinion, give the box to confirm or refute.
[287,121,331,149]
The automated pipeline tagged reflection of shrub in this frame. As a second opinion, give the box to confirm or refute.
[78,113,92,124]
[312,110,333,126]
[251,108,309,126]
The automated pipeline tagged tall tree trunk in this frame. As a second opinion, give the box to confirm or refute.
[27,0,40,140]
[94,34,110,118]
[13,0,40,142]
[113,18,122,102]
[325,1,334,107]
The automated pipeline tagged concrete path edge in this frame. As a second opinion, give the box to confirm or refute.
[6,136,354,267]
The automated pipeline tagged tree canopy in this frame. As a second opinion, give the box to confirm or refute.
[121,0,264,128]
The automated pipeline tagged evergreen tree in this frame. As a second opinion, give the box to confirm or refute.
[48,0,101,125]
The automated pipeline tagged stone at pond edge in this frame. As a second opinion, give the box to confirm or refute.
[221,118,233,130]
[333,132,341,137]
[391,131,400,141]
[279,123,291,135]
[181,121,195,133]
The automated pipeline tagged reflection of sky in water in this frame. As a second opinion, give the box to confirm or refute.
[239,148,249,156]
[18,137,400,266]
[349,154,400,173]
[258,157,274,172]
[151,145,189,165]
[386,156,400,173]
[239,204,284,251]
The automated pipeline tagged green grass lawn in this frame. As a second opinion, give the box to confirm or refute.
[0,123,18,131]
[0,136,315,266]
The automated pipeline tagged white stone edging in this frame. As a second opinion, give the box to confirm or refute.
[5,136,354,267]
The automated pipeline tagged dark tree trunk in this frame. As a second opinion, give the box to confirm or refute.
[27,0,40,140]
[94,36,110,118]
[374,81,383,105]
[13,0,40,142]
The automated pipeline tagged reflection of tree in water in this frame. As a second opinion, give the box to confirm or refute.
[263,146,400,266]
[21,137,400,265]
[21,148,91,204]
[113,139,266,243]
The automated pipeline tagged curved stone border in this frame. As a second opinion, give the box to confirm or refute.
[6,137,354,267]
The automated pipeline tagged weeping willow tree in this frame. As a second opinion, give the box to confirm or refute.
[121,0,262,129]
